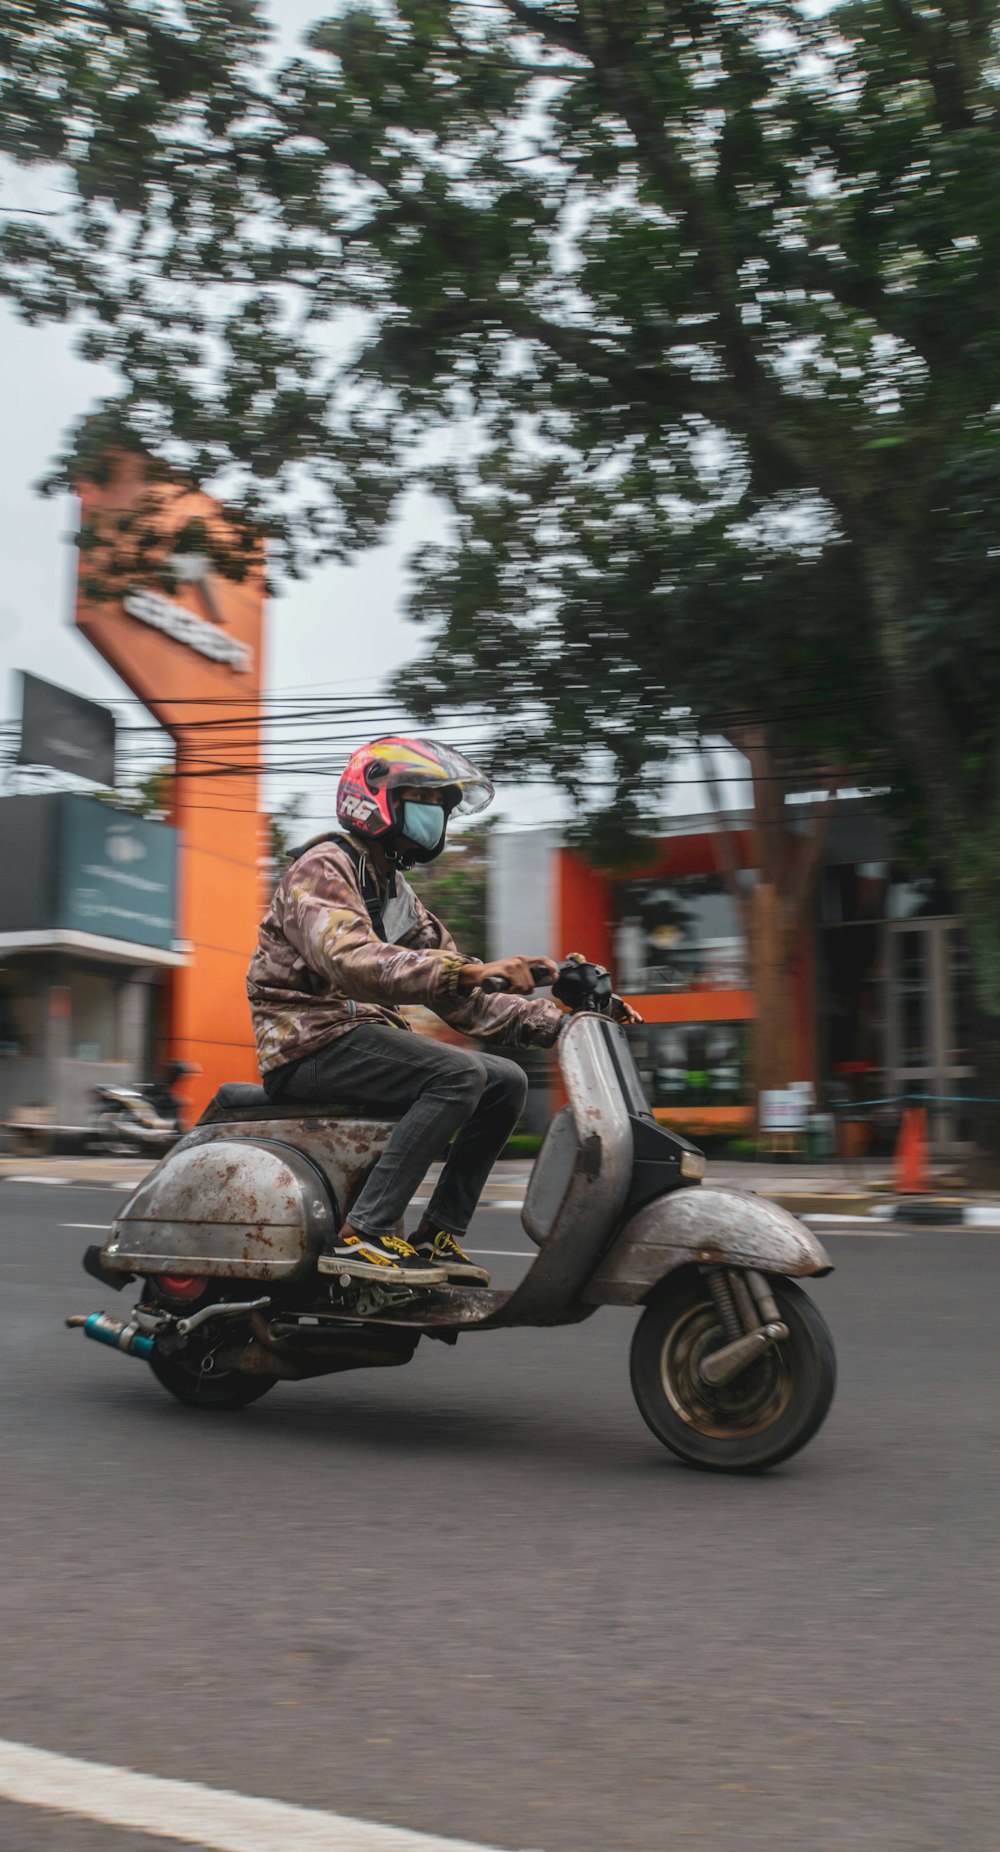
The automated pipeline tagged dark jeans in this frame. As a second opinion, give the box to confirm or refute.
[265,1025,527,1238]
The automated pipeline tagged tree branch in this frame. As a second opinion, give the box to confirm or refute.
[493,301,732,419]
[496,1,586,58]
[884,0,974,129]
[575,5,761,395]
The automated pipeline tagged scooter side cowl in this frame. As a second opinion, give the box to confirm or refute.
[101,1140,337,1280]
[583,1185,833,1306]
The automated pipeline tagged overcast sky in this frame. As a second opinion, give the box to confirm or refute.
[0,1,746,832]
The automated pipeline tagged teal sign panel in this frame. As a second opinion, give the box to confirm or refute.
[57,796,178,950]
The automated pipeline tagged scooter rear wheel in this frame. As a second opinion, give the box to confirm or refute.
[629,1271,835,1472]
[148,1349,277,1411]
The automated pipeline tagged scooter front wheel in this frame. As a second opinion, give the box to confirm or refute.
[629,1271,835,1473]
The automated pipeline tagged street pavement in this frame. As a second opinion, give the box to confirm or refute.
[1,1183,999,1849]
[2,1150,991,1222]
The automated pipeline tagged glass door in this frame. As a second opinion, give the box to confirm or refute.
[886,920,973,1150]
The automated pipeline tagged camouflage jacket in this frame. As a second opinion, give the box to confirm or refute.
[247,835,563,1075]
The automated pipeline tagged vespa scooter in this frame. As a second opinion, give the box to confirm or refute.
[68,961,836,1472]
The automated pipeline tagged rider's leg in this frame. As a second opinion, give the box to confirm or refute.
[272,1025,492,1241]
[413,1052,527,1241]
[411,1053,526,1283]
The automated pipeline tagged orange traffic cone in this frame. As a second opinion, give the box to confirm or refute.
[894,1106,930,1194]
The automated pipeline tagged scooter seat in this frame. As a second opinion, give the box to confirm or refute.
[216,1083,270,1111]
[198,1083,386,1125]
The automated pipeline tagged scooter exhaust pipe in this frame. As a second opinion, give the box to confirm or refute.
[699,1322,788,1388]
[67,1312,154,1361]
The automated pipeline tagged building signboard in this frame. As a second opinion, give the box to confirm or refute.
[56,796,177,950]
[759,1085,813,1133]
[123,588,252,673]
[18,674,117,786]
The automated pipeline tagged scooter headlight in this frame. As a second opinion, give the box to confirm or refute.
[680,1150,706,1181]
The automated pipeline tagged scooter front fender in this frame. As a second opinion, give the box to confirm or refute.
[583,1185,833,1307]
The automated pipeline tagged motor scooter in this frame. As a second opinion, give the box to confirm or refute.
[89,1061,199,1156]
[68,961,836,1472]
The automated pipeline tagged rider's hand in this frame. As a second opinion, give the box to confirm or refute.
[610,994,643,1025]
[459,956,558,995]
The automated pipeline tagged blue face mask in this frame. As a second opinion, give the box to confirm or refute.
[402,800,445,851]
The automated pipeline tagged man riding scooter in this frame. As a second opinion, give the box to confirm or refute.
[248,737,580,1288]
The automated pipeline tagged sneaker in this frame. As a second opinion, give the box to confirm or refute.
[415,1230,491,1286]
[320,1228,448,1285]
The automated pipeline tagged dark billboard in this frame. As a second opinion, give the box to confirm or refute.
[17,673,116,788]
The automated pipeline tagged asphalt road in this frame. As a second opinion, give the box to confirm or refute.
[1,1182,999,1851]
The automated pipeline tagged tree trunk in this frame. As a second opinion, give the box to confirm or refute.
[747,881,798,1099]
[704,730,834,1128]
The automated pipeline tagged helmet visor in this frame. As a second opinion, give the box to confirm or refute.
[372,737,494,816]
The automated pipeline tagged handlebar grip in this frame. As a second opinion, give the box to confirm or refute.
[479,975,512,994]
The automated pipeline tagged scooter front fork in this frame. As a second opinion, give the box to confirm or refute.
[700,1267,788,1389]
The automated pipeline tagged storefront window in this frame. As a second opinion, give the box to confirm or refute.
[613,876,748,994]
[0,968,42,1058]
[630,1022,749,1110]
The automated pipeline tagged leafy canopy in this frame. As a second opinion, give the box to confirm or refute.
[4,5,1000,895]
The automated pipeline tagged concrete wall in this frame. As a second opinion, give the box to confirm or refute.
[0,1056,48,1125]
[488,828,560,961]
[488,830,562,1137]
[0,963,163,1136]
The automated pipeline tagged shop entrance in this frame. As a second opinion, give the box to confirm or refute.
[886,919,973,1150]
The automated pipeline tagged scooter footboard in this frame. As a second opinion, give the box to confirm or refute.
[583,1185,833,1307]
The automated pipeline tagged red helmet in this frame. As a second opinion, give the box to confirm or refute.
[336,736,493,864]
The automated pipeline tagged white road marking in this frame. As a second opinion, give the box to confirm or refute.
[803,1212,884,1224]
[2,1176,73,1187]
[413,1198,523,1212]
[2,1178,133,1191]
[0,1737,531,1852]
[467,1248,535,1259]
[802,1217,907,1235]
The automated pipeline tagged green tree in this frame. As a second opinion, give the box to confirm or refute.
[407,821,491,954]
[6,3,1000,1114]
[96,764,173,820]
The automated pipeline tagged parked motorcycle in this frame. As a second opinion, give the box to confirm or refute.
[69,961,836,1472]
[89,1063,198,1157]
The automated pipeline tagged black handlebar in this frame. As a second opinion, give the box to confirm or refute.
[479,962,554,995]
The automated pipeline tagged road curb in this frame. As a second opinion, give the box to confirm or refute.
[767,1192,882,1217]
[769,1190,1000,1227]
[877,1197,1000,1228]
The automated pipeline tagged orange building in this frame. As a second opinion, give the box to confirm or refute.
[490,807,977,1151]
[547,831,763,1139]
[75,455,268,1124]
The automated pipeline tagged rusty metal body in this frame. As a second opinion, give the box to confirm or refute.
[98,1014,831,1326]
[83,1011,832,1445]
[583,1186,831,1308]
[74,988,838,1469]
[104,1117,395,1281]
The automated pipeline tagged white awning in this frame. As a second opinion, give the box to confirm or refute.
[0,930,189,968]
